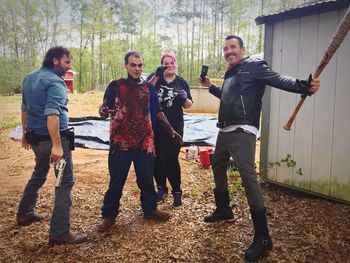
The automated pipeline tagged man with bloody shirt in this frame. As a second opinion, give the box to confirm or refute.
[97,51,182,232]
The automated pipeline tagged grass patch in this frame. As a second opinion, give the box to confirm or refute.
[0,94,22,104]
[0,95,22,127]
[190,187,200,197]
[0,117,20,129]
[228,167,243,196]
[68,92,104,116]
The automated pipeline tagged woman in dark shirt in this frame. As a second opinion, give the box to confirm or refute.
[149,53,193,207]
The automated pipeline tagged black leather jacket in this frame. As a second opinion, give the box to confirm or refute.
[210,57,310,129]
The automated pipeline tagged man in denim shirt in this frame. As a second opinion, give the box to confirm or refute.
[17,46,87,245]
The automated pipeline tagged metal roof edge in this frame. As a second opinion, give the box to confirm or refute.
[255,0,350,25]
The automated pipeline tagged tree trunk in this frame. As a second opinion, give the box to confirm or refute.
[186,3,190,76]
[24,0,32,72]
[258,0,264,53]
[190,0,196,83]
[199,1,204,64]
[99,30,103,86]
[91,29,95,90]
[79,22,84,89]
[10,8,19,59]
[219,0,224,65]
[246,0,252,51]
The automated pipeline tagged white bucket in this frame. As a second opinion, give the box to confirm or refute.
[188,145,199,159]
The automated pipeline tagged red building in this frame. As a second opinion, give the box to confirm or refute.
[63,70,75,93]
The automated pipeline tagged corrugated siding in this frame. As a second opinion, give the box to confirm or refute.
[265,7,350,202]
[329,8,350,200]
[309,10,338,195]
[292,14,318,191]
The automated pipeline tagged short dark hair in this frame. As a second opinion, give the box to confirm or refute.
[225,35,244,48]
[42,46,71,68]
[124,50,142,64]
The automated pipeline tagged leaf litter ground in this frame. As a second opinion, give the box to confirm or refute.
[0,93,349,262]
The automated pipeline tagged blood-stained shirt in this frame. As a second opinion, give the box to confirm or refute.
[102,77,160,152]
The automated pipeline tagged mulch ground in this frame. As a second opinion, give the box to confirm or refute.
[0,133,350,263]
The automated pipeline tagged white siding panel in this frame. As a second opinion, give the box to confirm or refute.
[292,15,319,190]
[262,6,350,203]
[330,8,350,201]
[267,22,284,181]
[310,11,339,195]
[276,18,300,185]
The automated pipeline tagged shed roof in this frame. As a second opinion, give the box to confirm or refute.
[255,0,349,25]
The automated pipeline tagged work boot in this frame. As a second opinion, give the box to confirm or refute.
[156,186,168,203]
[172,190,182,208]
[204,208,234,222]
[244,208,273,262]
[49,232,87,245]
[97,218,115,232]
[17,213,48,226]
[144,209,171,221]
[204,189,233,222]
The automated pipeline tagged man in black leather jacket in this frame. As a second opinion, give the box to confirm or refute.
[200,35,320,262]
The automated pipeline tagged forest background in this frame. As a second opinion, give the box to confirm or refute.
[0,0,318,94]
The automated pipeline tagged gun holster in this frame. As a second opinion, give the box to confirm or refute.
[24,130,39,145]
[64,128,75,151]
[25,128,75,150]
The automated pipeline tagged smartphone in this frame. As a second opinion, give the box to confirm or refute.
[200,65,208,81]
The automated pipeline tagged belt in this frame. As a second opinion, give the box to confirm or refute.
[216,121,236,128]
[35,130,69,142]
[217,124,248,135]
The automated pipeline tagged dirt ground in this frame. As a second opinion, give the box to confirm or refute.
[0,93,349,263]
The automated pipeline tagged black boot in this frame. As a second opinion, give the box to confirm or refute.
[156,186,168,203]
[204,189,233,222]
[172,190,182,208]
[244,208,273,262]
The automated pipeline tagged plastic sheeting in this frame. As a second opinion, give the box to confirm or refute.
[9,115,219,150]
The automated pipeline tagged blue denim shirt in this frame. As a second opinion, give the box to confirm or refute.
[21,67,69,134]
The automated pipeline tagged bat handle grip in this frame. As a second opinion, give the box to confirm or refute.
[283,97,306,130]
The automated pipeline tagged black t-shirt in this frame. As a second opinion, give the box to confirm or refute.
[148,73,192,125]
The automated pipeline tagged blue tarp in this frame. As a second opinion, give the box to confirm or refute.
[9,115,219,150]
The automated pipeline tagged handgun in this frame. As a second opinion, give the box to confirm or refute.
[55,158,67,187]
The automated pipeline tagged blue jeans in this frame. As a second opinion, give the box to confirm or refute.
[101,146,157,219]
[17,137,75,237]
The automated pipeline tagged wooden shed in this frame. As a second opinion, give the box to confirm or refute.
[256,0,350,203]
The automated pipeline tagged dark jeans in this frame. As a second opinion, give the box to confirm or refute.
[154,123,183,192]
[17,137,74,237]
[212,131,265,211]
[101,146,157,219]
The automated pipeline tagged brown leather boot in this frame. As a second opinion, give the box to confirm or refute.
[144,209,171,221]
[97,218,115,232]
[17,213,48,226]
[49,232,87,245]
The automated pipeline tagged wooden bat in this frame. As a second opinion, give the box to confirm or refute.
[284,6,350,131]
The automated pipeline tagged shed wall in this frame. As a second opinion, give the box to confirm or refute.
[185,87,220,113]
[261,7,350,202]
